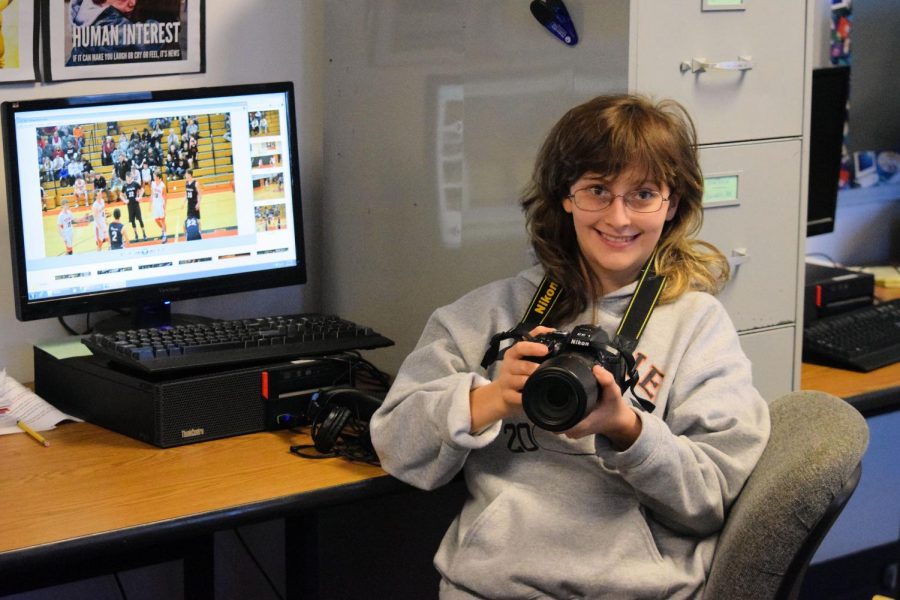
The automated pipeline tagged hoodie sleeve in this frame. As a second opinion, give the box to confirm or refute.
[370,282,522,490]
[596,298,771,537]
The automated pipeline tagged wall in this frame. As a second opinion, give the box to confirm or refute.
[0,0,325,383]
[320,0,630,377]
[806,0,900,266]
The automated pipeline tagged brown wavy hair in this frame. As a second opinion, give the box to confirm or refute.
[521,94,729,325]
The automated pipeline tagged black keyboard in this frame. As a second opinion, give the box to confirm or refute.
[82,314,394,375]
[803,299,900,372]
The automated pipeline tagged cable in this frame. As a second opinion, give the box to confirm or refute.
[324,351,392,390]
[805,253,841,267]
[289,439,381,466]
[57,315,83,336]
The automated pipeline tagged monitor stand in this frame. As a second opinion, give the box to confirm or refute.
[92,301,215,334]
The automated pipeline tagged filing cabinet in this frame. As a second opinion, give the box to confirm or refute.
[698,140,802,332]
[629,0,810,395]
[632,0,807,145]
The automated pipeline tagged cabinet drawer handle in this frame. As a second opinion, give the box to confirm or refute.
[680,56,754,74]
[728,248,751,274]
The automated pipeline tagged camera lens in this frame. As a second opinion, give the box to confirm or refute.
[522,354,598,431]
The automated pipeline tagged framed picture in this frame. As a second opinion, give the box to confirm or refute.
[42,0,204,81]
[0,0,38,83]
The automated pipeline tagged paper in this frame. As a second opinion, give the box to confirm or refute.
[38,337,94,360]
[858,265,900,288]
[0,369,81,435]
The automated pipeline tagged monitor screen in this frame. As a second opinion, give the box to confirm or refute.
[2,82,306,327]
[807,65,851,237]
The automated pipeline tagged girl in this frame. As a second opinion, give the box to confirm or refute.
[370,94,770,599]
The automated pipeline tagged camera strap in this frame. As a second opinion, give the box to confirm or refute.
[613,247,666,354]
[479,248,666,413]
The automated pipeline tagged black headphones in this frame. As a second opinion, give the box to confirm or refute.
[290,387,383,464]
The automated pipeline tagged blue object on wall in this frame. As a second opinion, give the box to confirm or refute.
[530,0,579,46]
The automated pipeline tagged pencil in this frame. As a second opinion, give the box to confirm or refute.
[17,419,50,447]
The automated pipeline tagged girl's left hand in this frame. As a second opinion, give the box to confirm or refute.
[562,365,642,450]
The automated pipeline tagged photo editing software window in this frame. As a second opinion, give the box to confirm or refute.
[13,91,298,302]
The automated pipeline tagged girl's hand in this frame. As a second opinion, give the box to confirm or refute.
[562,365,642,450]
[469,326,554,432]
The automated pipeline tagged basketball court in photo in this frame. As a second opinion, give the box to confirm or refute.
[42,181,238,256]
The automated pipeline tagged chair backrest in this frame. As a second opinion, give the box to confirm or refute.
[704,390,869,600]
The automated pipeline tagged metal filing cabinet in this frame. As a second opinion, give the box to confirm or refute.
[631,0,810,396]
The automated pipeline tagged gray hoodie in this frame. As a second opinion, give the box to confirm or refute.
[370,265,770,599]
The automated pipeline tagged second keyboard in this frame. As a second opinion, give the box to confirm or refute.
[803,299,900,372]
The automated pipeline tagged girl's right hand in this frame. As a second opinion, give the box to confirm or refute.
[469,326,554,432]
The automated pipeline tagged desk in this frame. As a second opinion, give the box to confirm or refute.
[801,285,900,416]
[0,422,412,598]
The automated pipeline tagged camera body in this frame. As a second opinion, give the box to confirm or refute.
[521,324,629,431]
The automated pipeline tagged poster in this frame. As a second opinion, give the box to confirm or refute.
[44,0,204,81]
[0,0,38,83]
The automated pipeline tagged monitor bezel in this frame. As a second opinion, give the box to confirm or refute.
[2,81,307,322]
[806,65,851,238]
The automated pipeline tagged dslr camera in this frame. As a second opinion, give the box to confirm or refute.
[520,325,632,432]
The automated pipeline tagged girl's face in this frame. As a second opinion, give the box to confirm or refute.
[562,168,678,293]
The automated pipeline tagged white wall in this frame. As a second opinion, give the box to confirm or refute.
[320,0,630,377]
[0,1,325,382]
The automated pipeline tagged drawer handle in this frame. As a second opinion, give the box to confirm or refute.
[728,248,751,274]
[680,56,754,74]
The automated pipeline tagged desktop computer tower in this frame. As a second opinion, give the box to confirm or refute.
[804,263,875,326]
[33,346,349,448]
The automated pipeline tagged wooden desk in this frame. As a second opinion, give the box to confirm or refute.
[801,285,900,416]
[0,422,406,598]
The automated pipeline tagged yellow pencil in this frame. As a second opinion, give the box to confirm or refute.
[17,420,50,447]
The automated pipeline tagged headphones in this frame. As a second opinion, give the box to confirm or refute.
[290,387,383,464]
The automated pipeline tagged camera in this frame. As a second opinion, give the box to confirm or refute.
[520,325,630,432]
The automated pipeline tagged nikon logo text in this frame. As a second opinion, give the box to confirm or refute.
[181,428,205,438]
[534,282,559,315]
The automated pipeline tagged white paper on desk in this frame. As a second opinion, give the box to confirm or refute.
[0,368,81,434]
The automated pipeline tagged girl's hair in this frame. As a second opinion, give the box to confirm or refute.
[521,94,729,325]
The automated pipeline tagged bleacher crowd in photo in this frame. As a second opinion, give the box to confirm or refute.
[36,112,239,211]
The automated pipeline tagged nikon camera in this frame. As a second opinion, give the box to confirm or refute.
[521,325,629,432]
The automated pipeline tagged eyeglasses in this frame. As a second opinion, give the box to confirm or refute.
[567,185,669,213]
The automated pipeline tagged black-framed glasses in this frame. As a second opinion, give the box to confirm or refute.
[567,185,669,213]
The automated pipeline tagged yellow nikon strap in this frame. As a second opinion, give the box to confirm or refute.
[614,246,666,354]
[521,276,564,326]
[479,276,565,369]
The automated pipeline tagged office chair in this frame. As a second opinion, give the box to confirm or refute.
[704,390,869,599]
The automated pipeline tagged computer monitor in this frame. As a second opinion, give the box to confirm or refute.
[2,82,305,329]
[807,65,851,237]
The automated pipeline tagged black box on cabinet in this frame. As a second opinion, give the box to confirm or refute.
[804,263,875,325]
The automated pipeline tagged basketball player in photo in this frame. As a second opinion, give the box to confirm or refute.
[151,170,168,243]
[57,198,75,255]
[92,189,109,251]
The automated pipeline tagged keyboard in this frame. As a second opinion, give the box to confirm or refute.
[803,299,900,372]
[82,314,394,375]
